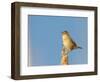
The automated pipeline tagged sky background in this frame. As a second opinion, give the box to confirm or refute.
[28,15,88,66]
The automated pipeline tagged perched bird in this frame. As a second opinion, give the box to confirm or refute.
[61,31,82,65]
[62,31,82,55]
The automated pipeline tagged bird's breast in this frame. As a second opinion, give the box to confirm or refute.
[63,39,73,49]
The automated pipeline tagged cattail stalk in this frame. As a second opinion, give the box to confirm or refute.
[61,53,68,65]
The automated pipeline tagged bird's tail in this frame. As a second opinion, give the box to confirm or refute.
[77,46,82,49]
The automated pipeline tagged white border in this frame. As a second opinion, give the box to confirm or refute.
[20,7,95,75]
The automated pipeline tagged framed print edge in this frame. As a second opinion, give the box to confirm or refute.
[94,7,98,75]
[11,2,20,80]
[11,2,98,80]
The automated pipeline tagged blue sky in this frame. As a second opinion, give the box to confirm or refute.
[28,15,88,66]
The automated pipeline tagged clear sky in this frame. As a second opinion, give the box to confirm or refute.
[28,15,88,66]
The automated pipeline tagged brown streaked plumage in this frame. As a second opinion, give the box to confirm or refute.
[61,31,82,65]
[62,31,81,53]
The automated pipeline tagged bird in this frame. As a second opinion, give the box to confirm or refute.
[61,31,82,65]
[62,31,82,55]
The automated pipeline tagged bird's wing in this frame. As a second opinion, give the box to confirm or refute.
[68,36,78,49]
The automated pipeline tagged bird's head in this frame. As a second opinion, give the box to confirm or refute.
[62,31,68,34]
[62,31,69,35]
